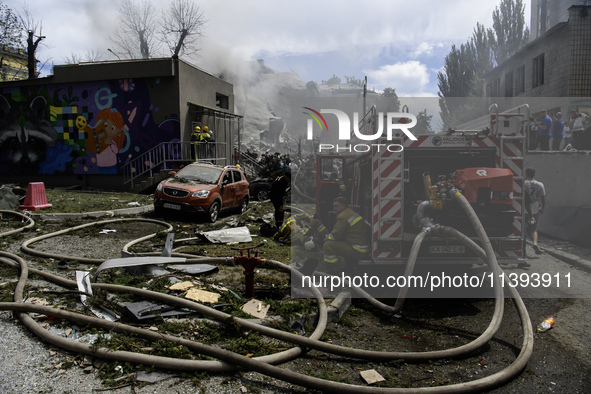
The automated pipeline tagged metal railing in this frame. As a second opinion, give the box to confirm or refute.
[238,151,264,178]
[122,141,227,188]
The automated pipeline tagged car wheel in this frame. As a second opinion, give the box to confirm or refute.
[207,201,220,223]
[256,187,270,201]
[238,196,249,213]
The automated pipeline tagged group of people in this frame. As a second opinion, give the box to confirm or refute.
[190,126,215,161]
[269,169,371,276]
[534,108,590,151]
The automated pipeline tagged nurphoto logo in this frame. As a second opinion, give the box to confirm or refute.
[303,107,418,153]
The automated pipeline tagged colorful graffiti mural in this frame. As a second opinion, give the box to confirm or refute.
[0,79,180,175]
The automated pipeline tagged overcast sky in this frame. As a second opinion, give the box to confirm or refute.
[4,0,531,97]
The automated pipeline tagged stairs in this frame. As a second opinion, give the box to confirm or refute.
[131,169,172,194]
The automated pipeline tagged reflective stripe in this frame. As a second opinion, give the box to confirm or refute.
[280,218,295,233]
[323,255,339,264]
[327,234,335,241]
[352,244,369,253]
[348,214,362,227]
[291,229,305,241]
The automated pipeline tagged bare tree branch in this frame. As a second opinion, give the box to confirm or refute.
[63,49,105,64]
[161,0,207,58]
[110,0,160,59]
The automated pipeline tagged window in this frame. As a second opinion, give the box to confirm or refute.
[515,65,525,94]
[504,71,514,97]
[486,83,493,98]
[223,171,233,184]
[532,54,545,88]
[216,93,229,109]
[232,170,243,182]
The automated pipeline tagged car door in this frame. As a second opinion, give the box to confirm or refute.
[220,170,236,210]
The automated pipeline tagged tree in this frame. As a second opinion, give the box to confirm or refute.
[0,3,23,48]
[437,0,529,129]
[413,109,434,135]
[375,87,400,113]
[161,0,207,58]
[110,0,159,59]
[488,0,529,65]
[63,49,105,64]
[0,3,25,79]
[18,4,45,79]
[108,0,207,60]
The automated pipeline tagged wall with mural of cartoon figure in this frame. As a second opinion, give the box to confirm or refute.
[0,78,180,177]
[77,108,127,174]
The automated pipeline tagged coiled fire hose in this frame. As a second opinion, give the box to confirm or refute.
[0,200,533,392]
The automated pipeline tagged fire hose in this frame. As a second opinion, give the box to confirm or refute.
[0,193,534,392]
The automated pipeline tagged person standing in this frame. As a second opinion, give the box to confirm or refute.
[190,126,200,161]
[551,112,564,151]
[524,167,546,255]
[535,109,552,151]
[568,108,587,149]
[269,170,291,228]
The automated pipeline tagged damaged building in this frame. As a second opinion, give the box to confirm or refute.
[0,57,242,191]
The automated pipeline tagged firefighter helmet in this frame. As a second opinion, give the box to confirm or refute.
[194,126,201,132]
[203,126,209,132]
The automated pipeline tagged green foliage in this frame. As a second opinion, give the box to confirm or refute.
[414,109,434,135]
[376,87,401,113]
[437,0,529,129]
[488,0,530,65]
[0,3,23,48]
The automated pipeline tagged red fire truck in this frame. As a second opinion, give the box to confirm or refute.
[314,104,529,265]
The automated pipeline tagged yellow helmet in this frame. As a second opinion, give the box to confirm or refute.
[236,164,241,169]
[203,126,209,132]
[194,126,201,132]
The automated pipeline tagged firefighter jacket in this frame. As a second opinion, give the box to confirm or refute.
[326,207,370,254]
[199,131,211,142]
[270,175,289,205]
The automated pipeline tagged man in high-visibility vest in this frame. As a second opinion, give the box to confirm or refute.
[322,196,370,274]
[197,126,211,160]
[190,126,200,161]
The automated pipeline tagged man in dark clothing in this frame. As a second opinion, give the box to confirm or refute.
[270,170,291,227]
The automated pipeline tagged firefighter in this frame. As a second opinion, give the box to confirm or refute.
[269,170,291,228]
[203,126,215,158]
[273,213,323,245]
[322,197,370,274]
[190,126,201,161]
[199,126,212,159]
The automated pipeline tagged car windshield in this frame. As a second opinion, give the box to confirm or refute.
[176,166,222,184]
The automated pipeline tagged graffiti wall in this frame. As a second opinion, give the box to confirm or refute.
[0,79,179,175]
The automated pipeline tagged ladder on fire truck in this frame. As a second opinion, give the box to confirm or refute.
[490,104,529,243]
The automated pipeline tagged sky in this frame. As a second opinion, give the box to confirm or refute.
[4,0,531,97]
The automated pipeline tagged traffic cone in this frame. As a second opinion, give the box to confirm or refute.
[18,182,52,211]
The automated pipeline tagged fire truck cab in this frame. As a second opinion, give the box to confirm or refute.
[315,105,528,265]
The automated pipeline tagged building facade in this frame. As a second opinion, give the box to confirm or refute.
[0,45,28,81]
[484,5,591,118]
[0,57,241,190]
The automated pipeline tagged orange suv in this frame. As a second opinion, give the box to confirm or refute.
[153,163,249,222]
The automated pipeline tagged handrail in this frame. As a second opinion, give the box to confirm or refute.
[122,141,228,188]
[239,151,264,178]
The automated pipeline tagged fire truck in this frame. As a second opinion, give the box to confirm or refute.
[314,104,529,265]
